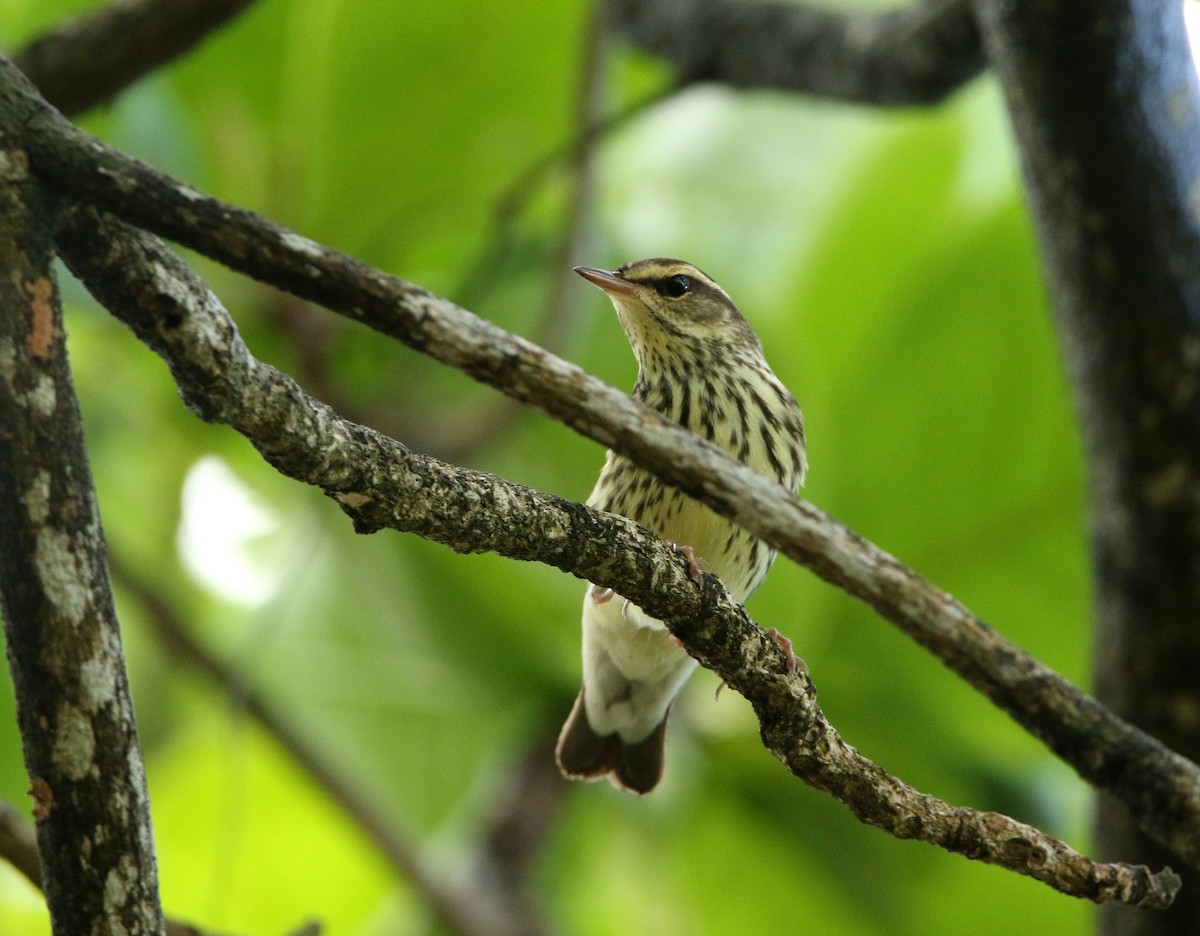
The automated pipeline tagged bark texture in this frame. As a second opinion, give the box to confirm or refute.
[0,147,164,933]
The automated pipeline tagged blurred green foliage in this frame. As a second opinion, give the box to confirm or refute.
[1,1,1095,933]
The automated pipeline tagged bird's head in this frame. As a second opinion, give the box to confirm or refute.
[575,259,760,368]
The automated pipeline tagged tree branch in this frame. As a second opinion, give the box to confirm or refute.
[50,204,1180,907]
[604,0,984,105]
[11,0,260,117]
[0,141,165,932]
[2,52,1198,871]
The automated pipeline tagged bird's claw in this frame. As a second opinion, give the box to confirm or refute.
[591,585,614,604]
[713,630,800,702]
[766,627,801,674]
[665,541,705,582]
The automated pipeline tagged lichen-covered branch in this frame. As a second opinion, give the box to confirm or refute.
[2,53,1197,872]
[11,0,260,117]
[605,0,983,105]
[50,204,1180,907]
[0,145,165,933]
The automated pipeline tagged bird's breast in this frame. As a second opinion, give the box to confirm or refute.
[588,356,803,601]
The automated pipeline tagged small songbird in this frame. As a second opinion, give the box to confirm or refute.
[556,258,807,794]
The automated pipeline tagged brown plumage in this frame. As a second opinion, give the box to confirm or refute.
[557,258,807,794]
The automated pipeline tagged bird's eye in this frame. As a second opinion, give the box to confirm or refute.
[655,274,692,299]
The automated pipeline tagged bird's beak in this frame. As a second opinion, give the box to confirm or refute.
[574,266,639,298]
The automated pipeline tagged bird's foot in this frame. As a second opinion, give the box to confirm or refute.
[591,584,615,604]
[766,627,801,674]
[665,541,705,582]
[714,629,801,701]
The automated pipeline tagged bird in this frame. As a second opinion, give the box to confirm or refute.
[555,258,807,794]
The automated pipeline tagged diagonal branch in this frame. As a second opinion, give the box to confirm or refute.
[604,0,984,105]
[51,203,1179,907]
[3,53,1199,870]
[11,0,261,117]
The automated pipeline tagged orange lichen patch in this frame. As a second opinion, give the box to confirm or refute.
[24,277,55,358]
[29,777,55,820]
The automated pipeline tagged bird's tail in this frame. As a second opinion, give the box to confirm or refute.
[555,691,668,795]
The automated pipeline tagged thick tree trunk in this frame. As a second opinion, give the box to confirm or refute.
[976,0,1200,932]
